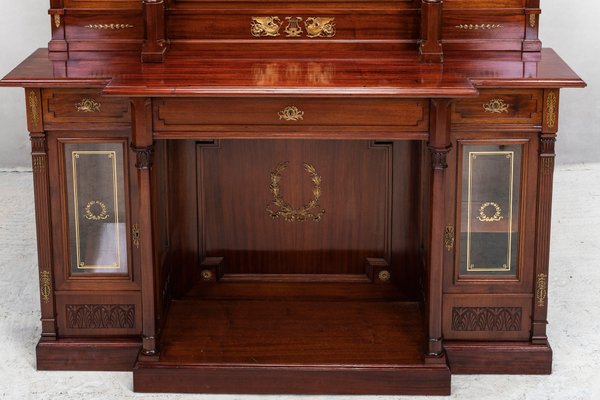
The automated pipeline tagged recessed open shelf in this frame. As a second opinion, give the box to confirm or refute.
[134,281,450,394]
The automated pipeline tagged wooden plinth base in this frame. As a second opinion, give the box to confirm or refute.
[36,337,141,371]
[445,341,552,375]
[133,285,451,395]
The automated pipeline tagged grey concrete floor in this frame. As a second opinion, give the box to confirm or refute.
[1,164,599,399]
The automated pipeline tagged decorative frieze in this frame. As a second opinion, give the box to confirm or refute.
[452,307,522,331]
[66,304,135,329]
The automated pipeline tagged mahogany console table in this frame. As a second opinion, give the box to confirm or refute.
[0,0,585,395]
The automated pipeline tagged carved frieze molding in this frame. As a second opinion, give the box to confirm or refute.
[452,307,522,331]
[66,304,135,329]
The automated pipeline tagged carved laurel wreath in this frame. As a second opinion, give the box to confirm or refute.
[477,201,503,222]
[266,161,325,222]
[84,200,109,221]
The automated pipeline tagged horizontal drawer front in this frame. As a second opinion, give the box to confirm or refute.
[64,12,143,50]
[443,294,532,340]
[64,0,142,9]
[168,12,419,41]
[444,11,525,40]
[452,90,542,125]
[154,98,429,131]
[444,0,525,9]
[43,89,130,127]
[56,292,142,337]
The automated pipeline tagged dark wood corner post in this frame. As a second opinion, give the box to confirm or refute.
[420,0,443,63]
[142,0,168,63]
[532,89,559,345]
[131,98,159,358]
[426,99,452,360]
[26,88,58,341]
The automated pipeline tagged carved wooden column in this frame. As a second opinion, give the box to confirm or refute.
[426,99,452,359]
[131,98,158,357]
[142,0,168,63]
[25,88,58,341]
[420,0,443,63]
[531,89,559,345]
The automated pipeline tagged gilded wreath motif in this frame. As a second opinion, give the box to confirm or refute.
[477,202,503,222]
[483,98,510,114]
[266,162,325,222]
[84,200,109,221]
[278,106,304,121]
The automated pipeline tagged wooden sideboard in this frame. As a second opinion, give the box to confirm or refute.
[0,0,585,395]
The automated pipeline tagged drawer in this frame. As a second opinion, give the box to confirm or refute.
[64,0,142,10]
[42,89,131,129]
[452,89,543,126]
[444,0,525,9]
[168,11,419,42]
[56,292,142,337]
[443,294,532,340]
[154,98,429,132]
[443,10,525,51]
[64,11,143,51]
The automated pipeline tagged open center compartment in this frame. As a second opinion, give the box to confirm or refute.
[134,138,450,394]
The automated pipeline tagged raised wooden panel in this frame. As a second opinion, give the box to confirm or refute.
[56,292,142,337]
[451,89,542,126]
[443,0,526,9]
[197,140,393,278]
[443,294,532,340]
[167,12,419,42]
[42,89,130,128]
[64,0,142,9]
[64,12,143,51]
[154,98,428,133]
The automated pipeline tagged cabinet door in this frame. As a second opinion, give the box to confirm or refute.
[444,134,538,293]
[49,135,141,291]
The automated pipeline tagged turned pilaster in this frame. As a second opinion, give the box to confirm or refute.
[426,99,452,358]
[26,88,57,339]
[532,89,560,344]
[131,98,158,357]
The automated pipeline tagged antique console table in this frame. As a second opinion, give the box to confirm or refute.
[0,0,585,395]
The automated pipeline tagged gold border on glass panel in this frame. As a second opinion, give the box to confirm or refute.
[466,151,514,272]
[72,150,121,270]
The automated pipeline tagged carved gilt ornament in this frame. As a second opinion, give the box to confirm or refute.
[477,202,504,223]
[483,98,510,114]
[76,98,101,113]
[267,162,325,222]
[251,16,282,37]
[278,106,304,121]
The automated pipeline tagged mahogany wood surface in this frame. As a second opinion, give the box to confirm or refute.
[0,0,586,394]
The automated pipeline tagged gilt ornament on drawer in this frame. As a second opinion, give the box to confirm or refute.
[483,98,510,114]
[84,24,134,30]
[267,162,325,222]
[305,17,336,38]
[285,17,303,37]
[278,106,304,121]
[456,24,503,30]
[251,17,282,37]
[76,98,101,113]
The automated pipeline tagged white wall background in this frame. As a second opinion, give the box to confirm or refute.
[0,1,597,169]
